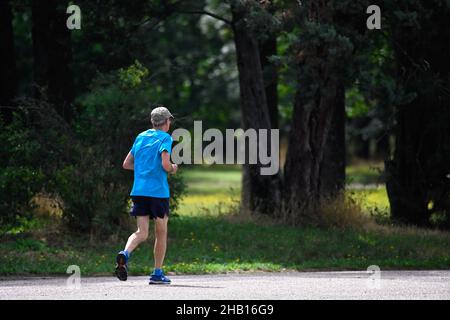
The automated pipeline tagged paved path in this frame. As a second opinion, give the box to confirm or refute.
[1,271,449,300]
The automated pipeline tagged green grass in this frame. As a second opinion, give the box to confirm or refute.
[1,215,449,275]
[178,165,241,216]
[178,164,390,217]
[350,187,390,215]
[1,162,449,276]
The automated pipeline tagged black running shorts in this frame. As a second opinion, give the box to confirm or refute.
[129,196,169,219]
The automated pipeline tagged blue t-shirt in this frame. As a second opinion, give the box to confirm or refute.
[130,129,173,198]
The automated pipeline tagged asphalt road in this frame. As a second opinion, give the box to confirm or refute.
[1,271,449,300]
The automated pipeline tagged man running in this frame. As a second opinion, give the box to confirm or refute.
[115,105,177,285]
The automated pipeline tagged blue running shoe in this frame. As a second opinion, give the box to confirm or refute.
[115,251,129,281]
[149,269,171,285]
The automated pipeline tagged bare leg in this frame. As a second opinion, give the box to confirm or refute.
[154,216,168,269]
[125,216,149,253]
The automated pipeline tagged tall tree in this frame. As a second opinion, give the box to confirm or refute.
[319,85,346,197]
[230,0,281,215]
[384,0,450,228]
[258,2,279,129]
[0,0,18,124]
[282,0,370,224]
[32,0,74,122]
[259,35,278,129]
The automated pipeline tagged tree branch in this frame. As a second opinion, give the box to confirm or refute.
[128,0,187,33]
[175,9,232,25]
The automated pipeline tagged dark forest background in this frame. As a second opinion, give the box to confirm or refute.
[1,0,449,237]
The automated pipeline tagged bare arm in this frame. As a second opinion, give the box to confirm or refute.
[161,151,177,174]
[123,152,134,170]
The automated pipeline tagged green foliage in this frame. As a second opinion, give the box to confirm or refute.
[118,60,149,89]
[345,87,370,118]
[232,0,282,41]
[50,162,130,235]
[0,167,44,226]
[5,0,450,231]
[299,22,354,82]
[58,62,186,234]
[79,61,188,219]
[167,173,187,218]
[1,61,187,236]
[70,0,239,131]
[0,114,45,226]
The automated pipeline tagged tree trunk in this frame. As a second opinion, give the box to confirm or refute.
[283,74,339,224]
[385,1,450,228]
[385,98,432,227]
[0,0,17,124]
[32,0,74,122]
[259,34,278,129]
[231,2,281,216]
[282,0,348,224]
[319,85,346,197]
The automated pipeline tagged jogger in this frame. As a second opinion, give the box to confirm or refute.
[115,106,177,284]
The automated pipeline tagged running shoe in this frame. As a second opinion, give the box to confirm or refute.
[115,251,129,281]
[149,269,171,285]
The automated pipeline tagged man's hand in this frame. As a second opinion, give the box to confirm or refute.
[171,164,178,174]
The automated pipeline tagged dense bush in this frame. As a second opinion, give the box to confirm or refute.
[0,104,52,227]
[72,61,186,233]
[0,62,186,236]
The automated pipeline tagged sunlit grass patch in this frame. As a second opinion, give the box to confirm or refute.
[350,187,390,213]
[182,164,242,181]
[179,164,391,219]
[30,193,63,218]
[178,165,241,216]
[179,194,240,217]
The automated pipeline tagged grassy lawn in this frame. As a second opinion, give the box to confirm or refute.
[179,164,390,217]
[1,163,449,276]
[1,215,449,276]
[178,165,241,216]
